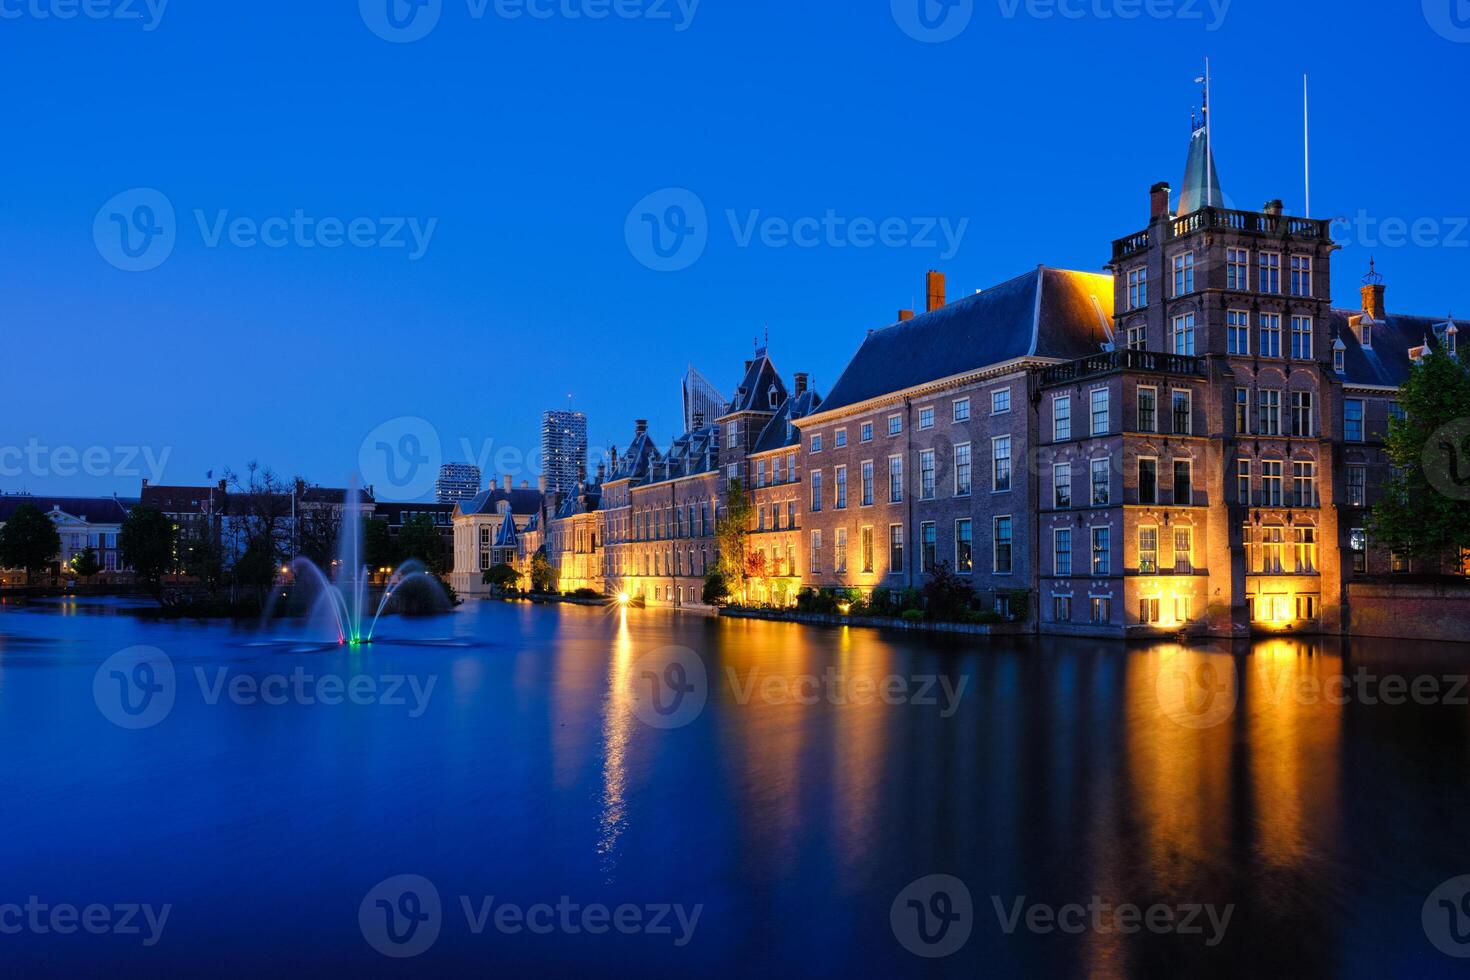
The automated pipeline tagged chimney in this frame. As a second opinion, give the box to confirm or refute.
[141,479,149,489]
[926,270,946,312]
[503,474,513,493]
[537,475,546,493]
[635,419,648,436]
[1150,182,1171,220]
[1264,199,1284,216]
[1362,282,1387,321]
[898,310,914,322]
[521,480,529,489]
[794,372,809,396]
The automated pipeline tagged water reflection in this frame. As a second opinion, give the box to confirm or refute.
[597,609,635,876]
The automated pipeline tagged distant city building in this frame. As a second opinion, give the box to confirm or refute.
[434,463,482,504]
[681,366,727,435]
[541,410,588,496]
[0,494,135,584]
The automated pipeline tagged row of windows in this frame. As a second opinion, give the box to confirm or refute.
[1225,312,1316,359]
[1232,388,1318,437]
[1049,390,1110,441]
[1050,527,1113,577]
[752,454,799,488]
[1236,460,1319,507]
[1241,524,1319,574]
[808,518,1014,576]
[809,440,1014,509]
[1124,250,1313,311]
[808,390,1013,454]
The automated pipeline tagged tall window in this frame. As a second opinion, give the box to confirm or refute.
[810,434,823,454]
[1173,459,1192,504]
[756,459,767,488]
[1259,389,1281,436]
[1054,529,1072,576]
[1235,388,1249,434]
[1291,316,1314,359]
[810,471,823,512]
[920,522,937,573]
[992,437,1012,492]
[1344,400,1365,442]
[835,429,847,448]
[955,519,973,573]
[1090,389,1110,435]
[861,527,874,573]
[1172,390,1192,435]
[1138,458,1158,505]
[1137,386,1157,432]
[1053,463,1072,508]
[835,465,848,509]
[991,389,1011,415]
[1126,324,1147,350]
[1172,252,1195,296]
[1350,528,1367,573]
[918,407,935,430]
[1262,461,1284,506]
[888,456,903,502]
[834,528,848,574]
[1294,526,1317,573]
[1227,310,1250,355]
[887,415,903,436]
[1260,313,1282,358]
[1054,396,1072,441]
[1174,527,1193,572]
[1139,526,1158,573]
[810,530,822,573]
[1227,247,1249,290]
[1091,458,1111,505]
[1290,255,1313,297]
[1237,459,1251,505]
[919,450,936,500]
[953,398,970,423]
[1262,526,1285,573]
[861,460,874,506]
[861,422,874,443]
[1260,252,1282,293]
[1172,313,1196,355]
[1293,461,1316,507]
[1347,464,1367,507]
[954,443,972,496]
[1091,527,1111,576]
[993,517,1013,574]
[1291,391,1314,437]
[1127,267,1148,310]
[889,525,904,574]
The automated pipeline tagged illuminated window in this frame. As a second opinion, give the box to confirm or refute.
[1090,596,1111,624]
[1347,465,1366,507]
[1140,597,1162,624]
[1092,527,1111,576]
[1235,388,1250,435]
[1295,526,1317,573]
[810,530,822,574]
[1139,526,1158,574]
[835,466,848,510]
[955,519,973,573]
[1350,528,1367,573]
[861,526,874,573]
[834,528,848,574]
[1262,526,1286,574]
[1173,527,1193,573]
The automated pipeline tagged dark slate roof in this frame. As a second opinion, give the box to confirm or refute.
[0,495,133,524]
[1333,309,1460,388]
[140,485,219,514]
[456,487,544,518]
[494,513,519,547]
[300,486,376,505]
[609,430,660,482]
[818,267,1112,415]
[753,387,824,455]
[723,353,788,415]
[553,485,602,520]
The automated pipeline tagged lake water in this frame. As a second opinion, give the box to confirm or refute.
[1,597,1468,978]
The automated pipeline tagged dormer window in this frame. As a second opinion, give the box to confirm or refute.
[1333,341,1345,375]
[768,384,779,409]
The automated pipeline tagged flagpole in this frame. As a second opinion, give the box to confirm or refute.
[1303,73,1311,218]
[1205,57,1214,208]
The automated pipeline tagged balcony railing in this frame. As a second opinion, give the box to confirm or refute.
[1041,348,1206,386]
[1112,207,1334,261]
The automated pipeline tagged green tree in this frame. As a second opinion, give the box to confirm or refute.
[482,563,522,591]
[70,547,102,582]
[398,514,445,573]
[119,506,176,601]
[233,541,278,605]
[185,526,226,594]
[701,570,730,606]
[715,478,753,600]
[0,504,61,585]
[530,548,556,593]
[1371,350,1470,567]
[364,518,398,572]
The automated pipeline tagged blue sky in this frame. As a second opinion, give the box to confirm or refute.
[3,0,1468,498]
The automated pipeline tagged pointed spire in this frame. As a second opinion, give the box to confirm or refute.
[1180,66,1223,214]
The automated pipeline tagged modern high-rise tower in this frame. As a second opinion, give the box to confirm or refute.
[434,463,482,504]
[681,366,727,432]
[541,410,589,495]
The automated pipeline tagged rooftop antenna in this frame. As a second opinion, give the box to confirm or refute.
[1196,58,1216,208]
[1363,256,1383,286]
